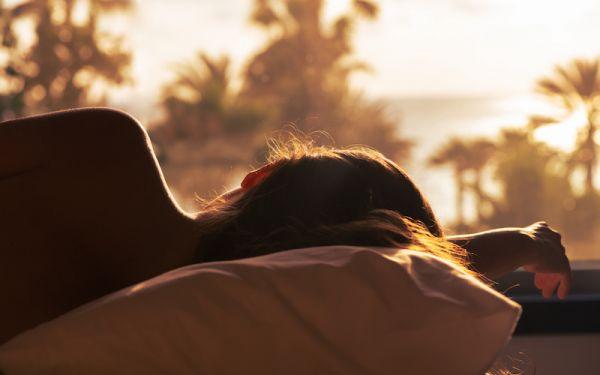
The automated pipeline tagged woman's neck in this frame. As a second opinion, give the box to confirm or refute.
[137,210,202,280]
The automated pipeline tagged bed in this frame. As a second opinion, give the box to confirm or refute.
[0,246,520,374]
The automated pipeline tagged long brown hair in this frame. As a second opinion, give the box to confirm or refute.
[191,138,522,374]
[193,138,472,274]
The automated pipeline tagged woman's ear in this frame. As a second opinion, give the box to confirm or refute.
[241,162,280,190]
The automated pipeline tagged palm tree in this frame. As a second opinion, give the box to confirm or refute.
[489,128,573,228]
[243,0,379,128]
[0,0,133,114]
[429,138,497,227]
[466,139,496,222]
[0,0,35,118]
[155,53,265,144]
[429,139,471,228]
[162,53,231,139]
[534,58,600,194]
[242,0,411,161]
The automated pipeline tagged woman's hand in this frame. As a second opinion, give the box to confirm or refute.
[448,222,572,299]
[519,222,571,300]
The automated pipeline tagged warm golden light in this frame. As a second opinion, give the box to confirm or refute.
[534,106,587,152]
[323,0,351,20]
[3,0,600,259]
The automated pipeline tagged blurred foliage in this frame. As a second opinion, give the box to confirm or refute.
[242,0,408,159]
[428,137,495,231]
[533,58,600,194]
[487,128,573,229]
[152,0,410,165]
[242,0,372,127]
[563,192,600,241]
[0,1,597,246]
[429,57,600,242]
[152,53,266,144]
[430,123,599,241]
[0,0,132,120]
[151,0,411,208]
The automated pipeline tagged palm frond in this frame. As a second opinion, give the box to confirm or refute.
[92,0,134,11]
[428,138,468,168]
[536,73,577,111]
[573,58,600,99]
[536,58,600,119]
[332,15,353,41]
[173,63,205,91]
[199,53,229,83]
[251,0,280,28]
[528,114,561,129]
[536,77,570,98]
[353,0,379,19]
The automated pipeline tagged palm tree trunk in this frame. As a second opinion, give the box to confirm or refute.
[473,169,483,222]
[454,168,465,227]
[584,120,597,194]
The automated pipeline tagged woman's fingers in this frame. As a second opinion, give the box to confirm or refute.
[557,254,572,299]
[537,273,560,298]
[557,272,571,300]
[534,271,571,299]
[533,271,543,289]
[536,273,552,298]
[534,273,548,295]
[523,222,572,299]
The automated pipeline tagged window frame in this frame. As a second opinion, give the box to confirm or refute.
[495,262,600,335]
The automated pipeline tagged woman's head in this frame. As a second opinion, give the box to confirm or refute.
[194,138,465,267]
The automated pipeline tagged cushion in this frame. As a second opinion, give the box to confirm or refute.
[0,246,521,374]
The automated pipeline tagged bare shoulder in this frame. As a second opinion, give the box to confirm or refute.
[0,108,154,175]
[58,107,150,152]
[0,107,181,253]
[21,108,180,215]
[0,109,188,342]
[0,107,145,140]
[0,107,147,138]
[45,108,147,154]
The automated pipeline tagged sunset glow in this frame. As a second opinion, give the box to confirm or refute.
[534,106,587,152]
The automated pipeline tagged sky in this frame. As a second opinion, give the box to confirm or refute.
[357,0,600,96]
[109,0,600,107]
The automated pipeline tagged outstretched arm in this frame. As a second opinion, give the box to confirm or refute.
[448,222,571,299]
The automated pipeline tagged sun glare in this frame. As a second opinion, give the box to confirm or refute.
[534,105,586,152]
[497,95,583,152]
[323,0,351,22]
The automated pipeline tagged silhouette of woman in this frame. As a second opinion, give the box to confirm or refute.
[0,108,570,343]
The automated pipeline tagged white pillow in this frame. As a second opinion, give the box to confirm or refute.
[0,246,520,374]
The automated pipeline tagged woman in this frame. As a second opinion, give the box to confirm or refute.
[0,108,570,344]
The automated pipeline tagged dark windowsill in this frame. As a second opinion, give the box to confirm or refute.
[495,263,600,335]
